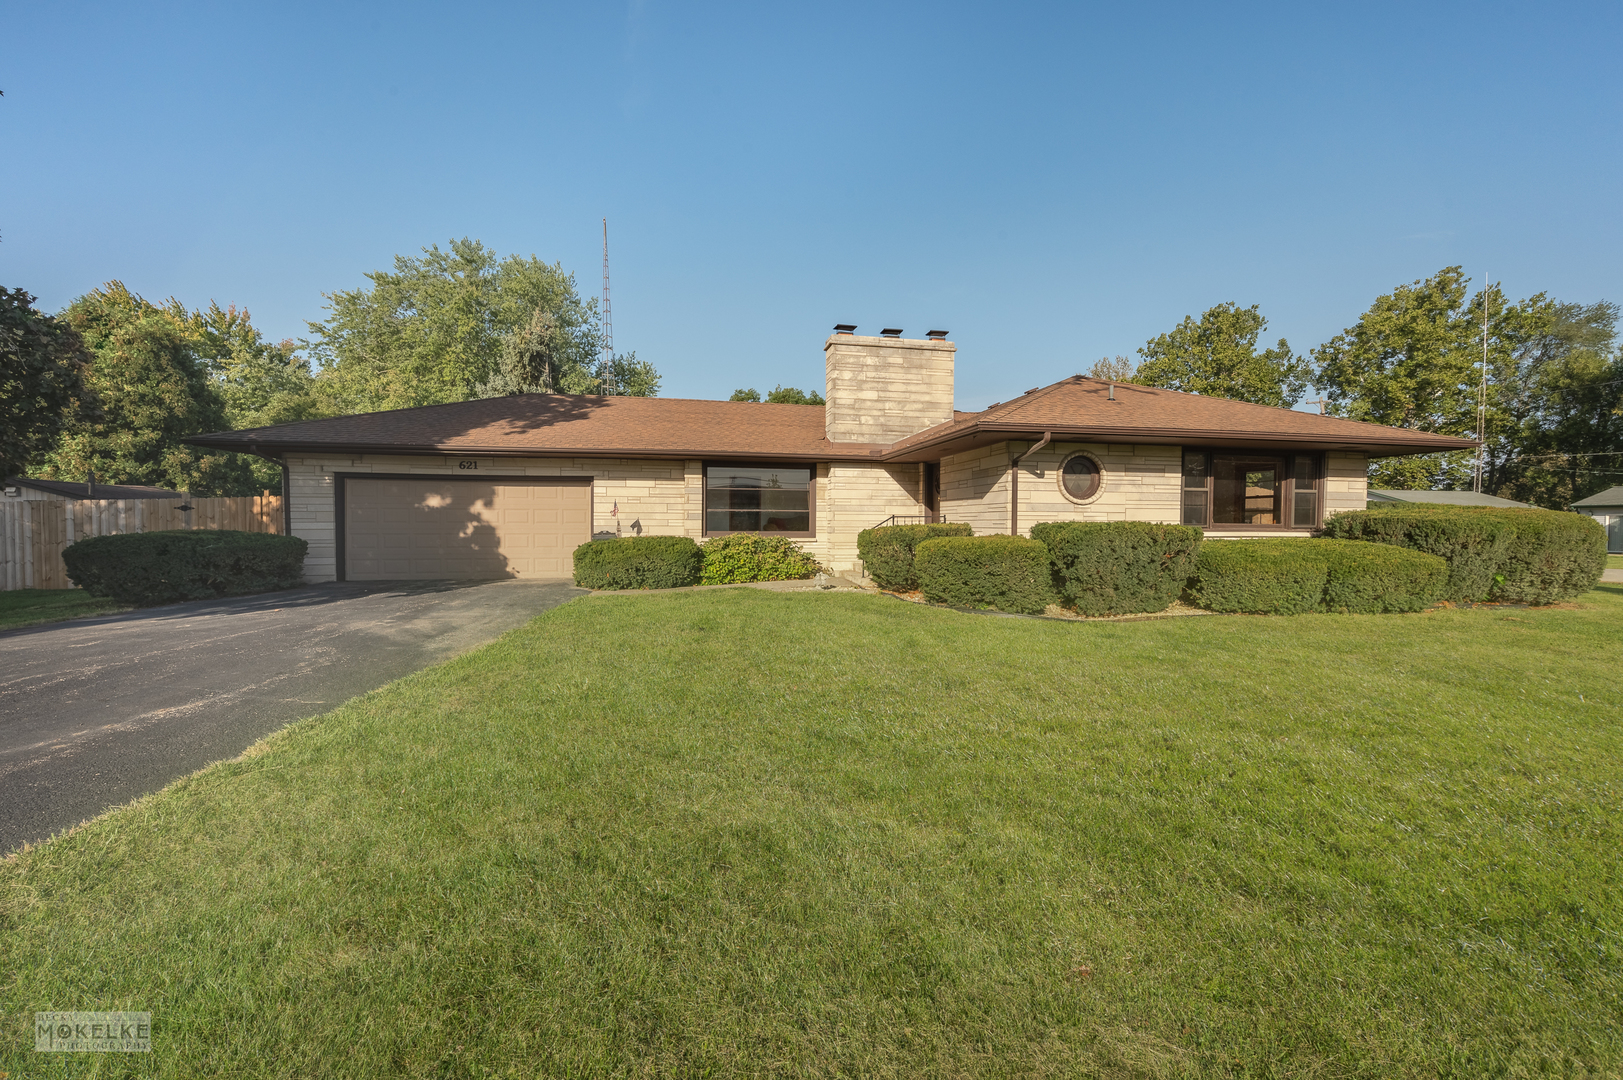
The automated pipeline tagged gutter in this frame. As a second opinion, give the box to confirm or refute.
[1009,431,1052,535]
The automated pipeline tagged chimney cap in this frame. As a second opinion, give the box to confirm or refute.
[880,328,903,337]
[925,329,949,340]
[833,323,856,335]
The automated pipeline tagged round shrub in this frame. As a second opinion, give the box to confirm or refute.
[700,534,820,585]
[1030,520,1203,616]
[855,523,974,590]
[1317,541,1449,613]
[914,535,1054,614]
[62,530,309,606]
[1188,540,1329,615]
[573,536,703,590]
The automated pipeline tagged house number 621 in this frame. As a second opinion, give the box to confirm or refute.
[458,460,478,470]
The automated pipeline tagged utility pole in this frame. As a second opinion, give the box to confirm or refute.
[600,218,615,396]
[1474,278,1491,493]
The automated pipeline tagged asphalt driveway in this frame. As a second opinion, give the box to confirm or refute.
[0,579,582,853]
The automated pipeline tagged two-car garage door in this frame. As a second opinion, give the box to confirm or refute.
[342,477,592,580]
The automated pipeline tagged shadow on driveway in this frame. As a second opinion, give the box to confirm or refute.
[0,578,583,853]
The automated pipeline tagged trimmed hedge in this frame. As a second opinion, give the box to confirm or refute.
[700,534,821,585]
[1322,504,1605,604]
[1188,539,1449,615]
[1189,540,1329,615]
[1030,521,1204,615]
[573,536,703,590]
[62,530,309,606]
[914,535,1054,614]
[855,523,975,591]
[1319,541,1451,613]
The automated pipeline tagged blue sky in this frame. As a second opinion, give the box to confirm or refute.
[4,2,1621,410]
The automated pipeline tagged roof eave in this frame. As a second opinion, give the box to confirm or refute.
[880,422,1478,462]
[183,436,889,463]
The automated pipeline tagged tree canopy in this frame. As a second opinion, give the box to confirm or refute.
[1135,303,1309,407]
[1,288,95,481]
[1315,267,1622,497]
[306,239,646,411]
[729,385,824,405]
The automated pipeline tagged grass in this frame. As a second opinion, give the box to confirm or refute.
[1607,554,1622,569]
[0,587,127,630]
[3,586,1621,1079]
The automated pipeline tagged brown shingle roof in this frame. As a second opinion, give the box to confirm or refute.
[187,394,888,462]
[881,377,1479,460]
[187,380,1478,464]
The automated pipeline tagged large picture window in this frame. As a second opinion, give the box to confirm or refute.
[1181,450,1319,529]
[704,463,814,536]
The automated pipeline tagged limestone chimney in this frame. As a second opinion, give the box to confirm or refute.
[823,329,955,443]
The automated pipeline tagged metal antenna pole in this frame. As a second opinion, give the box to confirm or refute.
[1475,277,1489,492]
[601,218,614,396]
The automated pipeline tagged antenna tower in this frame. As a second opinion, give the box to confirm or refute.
[600,218,615,396]
[1474,277,1491,492]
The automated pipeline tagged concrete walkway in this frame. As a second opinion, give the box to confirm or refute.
[1602,568,1623,583]
[0,579,582,853]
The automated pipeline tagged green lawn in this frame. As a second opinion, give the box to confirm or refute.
[4,587,1621,1078]
[1608,554,1622,569]
[0,588,127,631]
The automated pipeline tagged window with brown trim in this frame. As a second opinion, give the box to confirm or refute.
[1181,449,1321,529]
[703,462,815,536]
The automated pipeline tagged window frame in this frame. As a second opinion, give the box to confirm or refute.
[1056,450,1106,506]
[701,460,818,538]
[1181,449,1322,530]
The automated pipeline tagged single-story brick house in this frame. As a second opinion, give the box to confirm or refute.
[188,329,1474,583]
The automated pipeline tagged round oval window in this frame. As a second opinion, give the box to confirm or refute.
[1060,455,1101,501]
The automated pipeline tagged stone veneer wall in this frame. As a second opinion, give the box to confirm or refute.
[824,335,955,444]
[285,454,915,582]
[1322,452,1369,519]
[941,443,1368,537]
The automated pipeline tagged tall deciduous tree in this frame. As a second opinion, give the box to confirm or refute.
[1135,303,1308,407]
[38,283,248,493]
[1086,355,1137,382]
[1312,266,1622,498]
[307,238,646,411]
[0,287,95,481]
[177,301,327,492]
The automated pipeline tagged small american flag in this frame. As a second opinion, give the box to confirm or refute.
[610,500,619,517]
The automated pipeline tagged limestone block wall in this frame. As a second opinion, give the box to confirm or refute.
[1323,452,1370,519]
[285,454,698,582]
[822,462,925,575]
[939,444,1013,535]
[1014,441,1182,533]
[824,335,955,444]
[940,441,1183,536]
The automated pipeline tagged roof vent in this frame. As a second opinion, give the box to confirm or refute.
[925,329,948,341]
[1024,386,1039,395]
[880,328,903,338]
[833,323,856,335]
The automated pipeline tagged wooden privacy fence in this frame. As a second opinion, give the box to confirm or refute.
[0,494,284,590]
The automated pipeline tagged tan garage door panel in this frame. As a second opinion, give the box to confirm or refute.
[344,478,590,580]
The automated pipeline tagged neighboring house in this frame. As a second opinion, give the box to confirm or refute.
[1571,486,1623,553]
[3,477,183,501]
[1368,489,1533,508]
[187,329,1474,582]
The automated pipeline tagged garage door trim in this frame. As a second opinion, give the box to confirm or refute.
[333,472,594,582]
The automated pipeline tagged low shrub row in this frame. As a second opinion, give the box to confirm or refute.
[1031,521,1204,615]
[572,535,705,590]
[573,534,821,589]
[855,523,974,591]
[914,535,1054,614]
[699,534,821,585]
[63,530,309,606]
[1321,505,1606,604]
[1188,539,1449,614]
